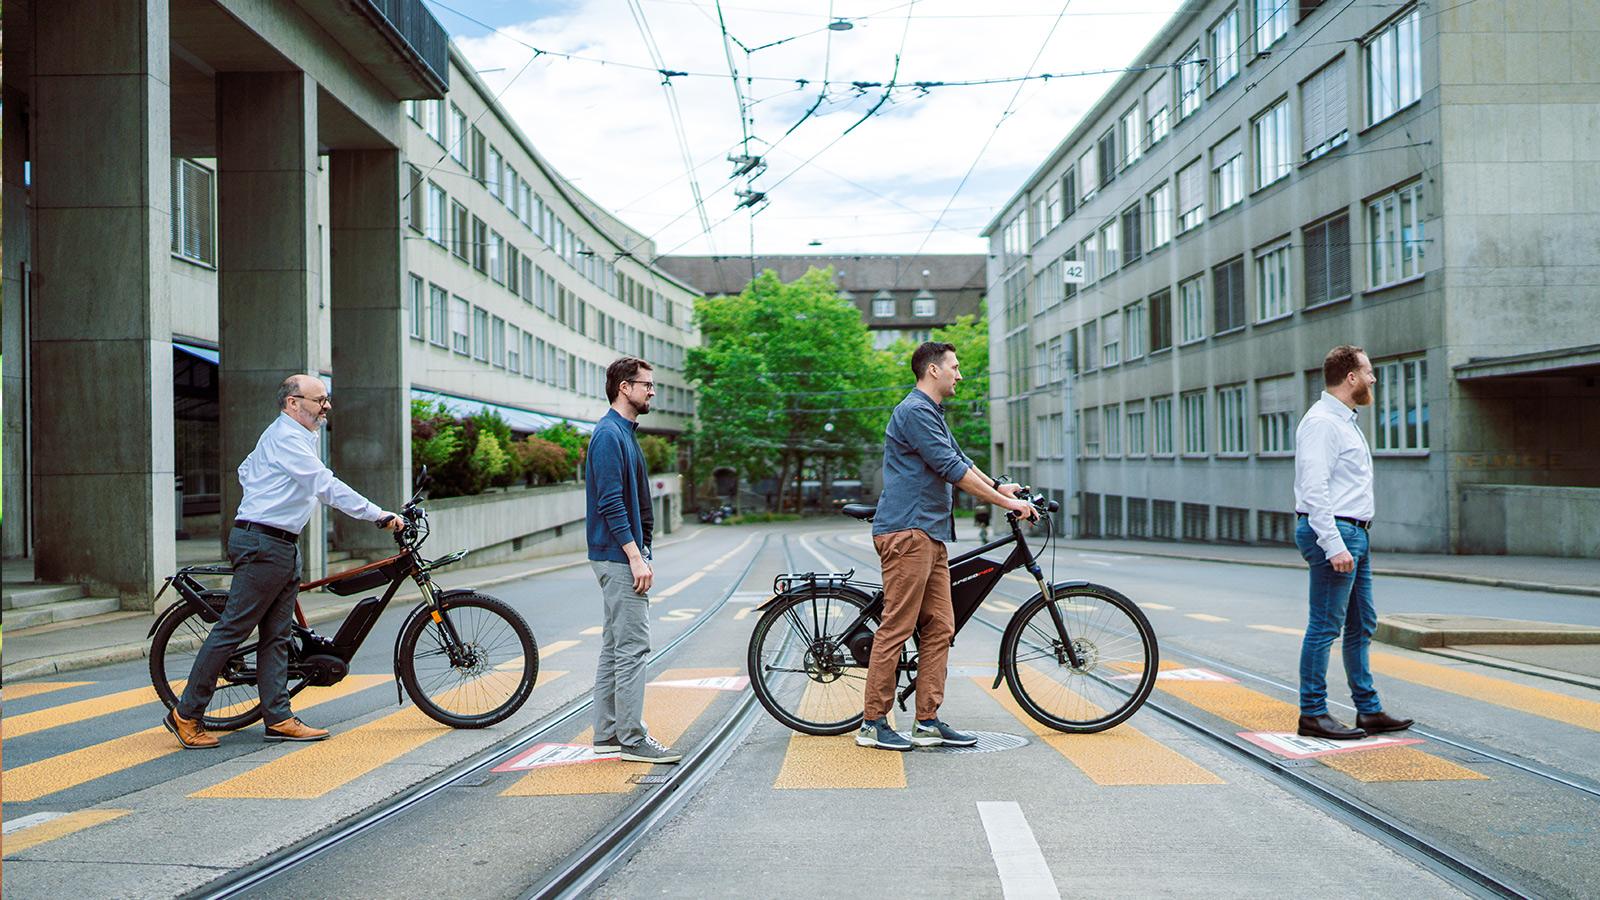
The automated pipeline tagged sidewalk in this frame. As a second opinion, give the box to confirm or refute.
[0,527,706,683]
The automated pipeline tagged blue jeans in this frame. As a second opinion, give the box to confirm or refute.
[1295,520,1381,717]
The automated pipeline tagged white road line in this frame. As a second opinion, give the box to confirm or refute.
[3,811,68,834]
[1077,552,1143,561]
[798,533,840,572]
[977,801,1060,900]
[1075,559,1112,567]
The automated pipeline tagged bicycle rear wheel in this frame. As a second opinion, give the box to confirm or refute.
[748,590,876,736]
[397,592,538,728]
[1001,583,1158,733]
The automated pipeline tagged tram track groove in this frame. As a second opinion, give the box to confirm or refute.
[808,529,1546,900]
[190,532,774,900]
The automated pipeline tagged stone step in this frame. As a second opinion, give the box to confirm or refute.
[4,596,123,630]
[326,550,355,564]
[2,583,88,611]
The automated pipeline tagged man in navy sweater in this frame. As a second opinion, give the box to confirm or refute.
[586,357,680,763]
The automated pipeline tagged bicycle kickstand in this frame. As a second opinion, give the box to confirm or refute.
[896,678,918,712]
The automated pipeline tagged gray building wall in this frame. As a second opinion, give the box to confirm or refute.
[984,0,1599,556]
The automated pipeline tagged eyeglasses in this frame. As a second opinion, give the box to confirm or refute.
[292,394,333,406]
[626,380,655,390]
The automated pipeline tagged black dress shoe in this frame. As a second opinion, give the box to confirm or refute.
[1357,711,1414,734]
[1297,714,1367,740]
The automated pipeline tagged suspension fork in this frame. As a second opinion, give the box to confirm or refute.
[1027,562,1084,669]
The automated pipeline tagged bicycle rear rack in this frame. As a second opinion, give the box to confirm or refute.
[773,569,857,594]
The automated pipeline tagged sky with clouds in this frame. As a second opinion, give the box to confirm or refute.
[436,0,1184,256]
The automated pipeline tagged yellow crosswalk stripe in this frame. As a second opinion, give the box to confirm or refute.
[4,681,93,701]
[1249,624,1303,636]
[501,667,736,796]
[652,570,706,601]
[1185,613,1229,623]
[983,599,1019,613]
[979,668,1223,786]
[1372,651,1600,733]
[193,672,570,799]
[3,675,392,803]
[541,639,580,658]
[774,684,904,790]
[3,809,131,857]
[580,626,603,636]
[5,682,184,739]
[1152,665,1485,782]
[1141,603,1175,611]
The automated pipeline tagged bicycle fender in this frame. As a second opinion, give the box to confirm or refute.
[391,589,479,705]
[990,580,1096,689]
[148,600,186,639]
[754,582,877,613]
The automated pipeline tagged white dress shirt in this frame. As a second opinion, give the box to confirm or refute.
[234,413,382,533]
[1293,391,1375,559]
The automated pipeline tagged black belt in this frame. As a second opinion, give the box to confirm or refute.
[1297,513,1371,530]
[236,520,300,543]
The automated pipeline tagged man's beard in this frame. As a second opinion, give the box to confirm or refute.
[629,396,650,415]
[1352,383,1373,406]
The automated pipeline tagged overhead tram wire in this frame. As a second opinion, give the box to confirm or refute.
[400,44,544,205]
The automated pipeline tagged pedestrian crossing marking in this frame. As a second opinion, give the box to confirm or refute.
[979,668,1223,786]
[1151,665,1484,782]
[541,639,580,658]
[2,808,130,856]
[983,599,1019,613]
[193,672,570,799]
[653,570,706,601]
[500,667,736,796]
[581,626,603,636]
[5,682,185,739]
[774,686,905,791]
[1371,651,1600,733]
[1185,613,1229,623]
[1141,603,1175,611]
[1249,624,1303,636]
[4,681,92,701]
[733,606,757,620]
[3,675,392,803]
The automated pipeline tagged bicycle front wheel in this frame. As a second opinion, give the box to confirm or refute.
[397,592,538,728]
[748,590,876,736]
[1001,583,1158,733]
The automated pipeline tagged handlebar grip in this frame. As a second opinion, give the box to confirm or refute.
[1046,500,1060,513]
[376,514,396,529]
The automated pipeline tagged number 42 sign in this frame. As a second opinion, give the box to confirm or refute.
[1062,261,1086,284]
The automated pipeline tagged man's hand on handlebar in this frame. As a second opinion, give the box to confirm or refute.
[375,511,405,532]
[1002,496,1040,522]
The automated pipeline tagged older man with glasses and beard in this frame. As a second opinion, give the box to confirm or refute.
[164,374,402,749]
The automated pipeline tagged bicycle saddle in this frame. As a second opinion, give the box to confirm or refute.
[841,503,876,521]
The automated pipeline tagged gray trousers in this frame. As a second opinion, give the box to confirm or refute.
[591,560,652,746]
[178,527,301,723]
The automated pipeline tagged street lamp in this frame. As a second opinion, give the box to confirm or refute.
[828,18,854,31]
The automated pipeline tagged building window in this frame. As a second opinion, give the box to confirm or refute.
[1097,129,1118,187]
[471,216,488,273]
[470,128,486,183]
[1213,257,1246,334]
[1217,506,1249,543]
[1149,289,1173,352]
[1253,98,1292,189]
[1124,302,1146,360]
[1301,56,1349,161]
[1104,404,1123,457]
[873,294,895,317]
[450,105,468,165]
[429,284,449,348]
[1210,8,1239,91]
[504,164,519,214]
[1082,318,1099,371]
[1077,147,1098,202]
[1099,221,1120,275]
[489,231,505,284]
[426,99,446,145]
[1178,44,1203,119]
[1121,203,1142,265]
[1366,6,1421,126]
[1367,181,1425,287]
[406,165,424,234]
[1061,167,1077,218]
[1183,503,1210,541]
[1062,248,1079,302]
[522,332,533,379]
[1153,396,1174,455]
[1148,181,1174,248]
[1177,160,1205,233]
[451,296,471,355]
[450,201,469,260]
[1179,276,1206,344]
[425,182,446,244]
[472,306,490,361]
[407,274,425,340]
[1218,384,1248,454]
[1373,354,1429,452]
[1256,242,1293,320]
[487,145,502,199]
[1211,132,1244,212]
[1256,0,1291,50]
[1082,234,1098,284]
[1101,312,1121,368]
[1045,180,1062,231]
[1181,390,1208,455]
[1125,401,1147,456]
[521,257,534,303]
[506,247,521,296]
[913,295,936,317]
[1082,406,1101,457]
[171,159,216,266]
[1257,374,1297,454]
[491,316,506,367]
[1120,105,1143,167]
[1145,76,1170,146]
[1303,211,1352,306]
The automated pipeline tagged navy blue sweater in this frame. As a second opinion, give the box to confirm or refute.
[586,409,654,563]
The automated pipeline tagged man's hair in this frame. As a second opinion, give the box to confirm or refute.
[911,341,958,380]
[606,357,653,403]
[277,375,301,409]
[1323,345,1367,387]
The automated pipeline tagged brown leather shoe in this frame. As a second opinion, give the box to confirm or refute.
[164,710,220,749]
[1357,711,1415,734]
[264,716,330,742]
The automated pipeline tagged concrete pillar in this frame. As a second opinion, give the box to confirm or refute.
[2,4,34,560]
[29,0,176,603]
[329,149,410,554]
[216,71,322,574]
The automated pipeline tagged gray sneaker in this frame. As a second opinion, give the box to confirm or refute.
[855,717,912,751]
[620,735,682,764]
[912,718,979,748]
[593,735,621,757]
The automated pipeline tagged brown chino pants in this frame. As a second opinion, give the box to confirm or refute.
[864,528,955,722]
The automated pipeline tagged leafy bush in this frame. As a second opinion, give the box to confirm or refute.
[724,512,802,524]
[535,423,587,480]
[469,410,521,487]
[639,434,675,474]
[514,436,573,485]
[411,399,463,479]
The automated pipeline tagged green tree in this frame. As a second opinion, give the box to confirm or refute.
[535,422,587,481]
[931,302,991,474]
[410,399,463,479]
[639,434,675,474]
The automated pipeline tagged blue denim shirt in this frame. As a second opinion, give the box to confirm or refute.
[585,409,654,563]
[872,388,973,542]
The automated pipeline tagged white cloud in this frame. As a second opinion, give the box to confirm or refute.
[450,0,1182,256]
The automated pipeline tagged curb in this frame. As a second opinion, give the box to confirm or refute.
[1415,646,1600,692]
[1066,543,1600,599]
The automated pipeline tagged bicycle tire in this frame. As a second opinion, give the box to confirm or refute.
[748,589,877,736]
[1001,582,1158,734]
[397,592,538,729]
[148,599,311,732]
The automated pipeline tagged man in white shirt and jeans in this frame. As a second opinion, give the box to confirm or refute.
[164,374,402,749]
[1293,345,1413,740]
